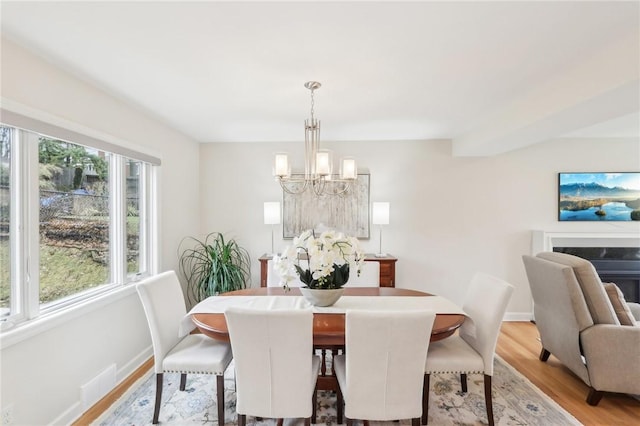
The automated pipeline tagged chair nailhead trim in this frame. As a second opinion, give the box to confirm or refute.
[164,370,224,374]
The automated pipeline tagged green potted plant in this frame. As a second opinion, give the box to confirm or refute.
[178,232,251,304]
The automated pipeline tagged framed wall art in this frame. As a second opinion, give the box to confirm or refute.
[558,172,640,221]
[283,173,370,238]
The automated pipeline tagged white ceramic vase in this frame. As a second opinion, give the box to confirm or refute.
[299,287,345,307]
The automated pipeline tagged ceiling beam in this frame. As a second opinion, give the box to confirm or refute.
[452,31,639,157]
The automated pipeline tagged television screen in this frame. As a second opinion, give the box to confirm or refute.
[558,172,640,221]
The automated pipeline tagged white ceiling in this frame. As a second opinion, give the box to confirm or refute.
[1,1,639,155]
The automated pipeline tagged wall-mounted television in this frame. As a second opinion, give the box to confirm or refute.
[558,172,640,221]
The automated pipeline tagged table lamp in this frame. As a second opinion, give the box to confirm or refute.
[264,201,281,256]
[372,202,390,257]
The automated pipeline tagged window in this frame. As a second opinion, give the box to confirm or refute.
[126,159,145,275]
[0,120,157,325]
[1,127,11,317]
[39,137,111,306]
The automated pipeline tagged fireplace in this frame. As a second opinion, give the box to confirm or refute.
[532,231,640,303]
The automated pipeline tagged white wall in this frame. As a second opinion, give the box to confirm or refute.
[0,38,201,424]
[2,33,639,425]
[200,137,640,317]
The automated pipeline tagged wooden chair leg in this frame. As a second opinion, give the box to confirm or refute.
[346,418,354,426]
[422,374,430,425]
[460,373,468,393]
[587,387,604,406]
[337,385,344,424]
[412,418,421,426]
[276,419,284,426]
[312,384,318,424]
[216,374,225,426]
[539,347,551,362]
[238,414,246,426]
[484,374,494,426]
[180,373,187,391]
[304,417,311,426]
[152,373,163,424]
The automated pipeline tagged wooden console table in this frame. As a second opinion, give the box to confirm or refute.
[258,253,398,287]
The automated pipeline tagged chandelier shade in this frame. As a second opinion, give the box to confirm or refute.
[273,81,357,196]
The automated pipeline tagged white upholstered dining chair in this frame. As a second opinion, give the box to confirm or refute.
[422,272,513,426]
[266,259,304,287]
[344,261,380,287]
[136,270,233,425]
[224,306,321,425]
[334,309,436,426]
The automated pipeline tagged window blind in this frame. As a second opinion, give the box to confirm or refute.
[0,108,161,165]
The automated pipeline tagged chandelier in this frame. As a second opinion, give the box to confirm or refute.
[273,81,357,196]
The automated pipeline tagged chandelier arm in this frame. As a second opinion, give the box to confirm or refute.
[311,178,325,197]
[279,178,309,195]
[329,182,351,196]
[309,179,351,197]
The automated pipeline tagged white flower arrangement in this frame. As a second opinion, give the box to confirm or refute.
[274,229,364,290]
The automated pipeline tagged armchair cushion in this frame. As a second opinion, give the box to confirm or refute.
[603,283,636,326]
[536,252,619,325]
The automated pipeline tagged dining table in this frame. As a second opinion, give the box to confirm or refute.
[184,286,466,424]
[187,287,466,344]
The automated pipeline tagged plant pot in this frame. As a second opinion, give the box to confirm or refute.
[299,287,345,307]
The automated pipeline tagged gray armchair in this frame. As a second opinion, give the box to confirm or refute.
[522,252,640,405]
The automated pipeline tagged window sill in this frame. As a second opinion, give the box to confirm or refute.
[0,284,137,350]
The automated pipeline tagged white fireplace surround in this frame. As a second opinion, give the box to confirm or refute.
[532,230,640,255]
[527,229,640,320]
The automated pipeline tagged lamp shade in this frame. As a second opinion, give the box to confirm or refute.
[274,153,290,177]
[315,150,332,176]
[340,157,357,180]
[264,202,281,225]
[372,202,390,225]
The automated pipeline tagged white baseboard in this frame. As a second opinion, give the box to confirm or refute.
[50,346,153,426]
[504,312,534,322]
[117,345,153,383]
[48,401,81,426]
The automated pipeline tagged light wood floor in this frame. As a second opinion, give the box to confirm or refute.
[497,321,640,426]
[75,322,639,425]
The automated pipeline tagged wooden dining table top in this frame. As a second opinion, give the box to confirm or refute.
[191,287,466,345]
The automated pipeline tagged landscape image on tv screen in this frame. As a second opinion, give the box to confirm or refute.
[559,172,640,221]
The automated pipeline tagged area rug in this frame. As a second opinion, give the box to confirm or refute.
[94,355,582,425]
